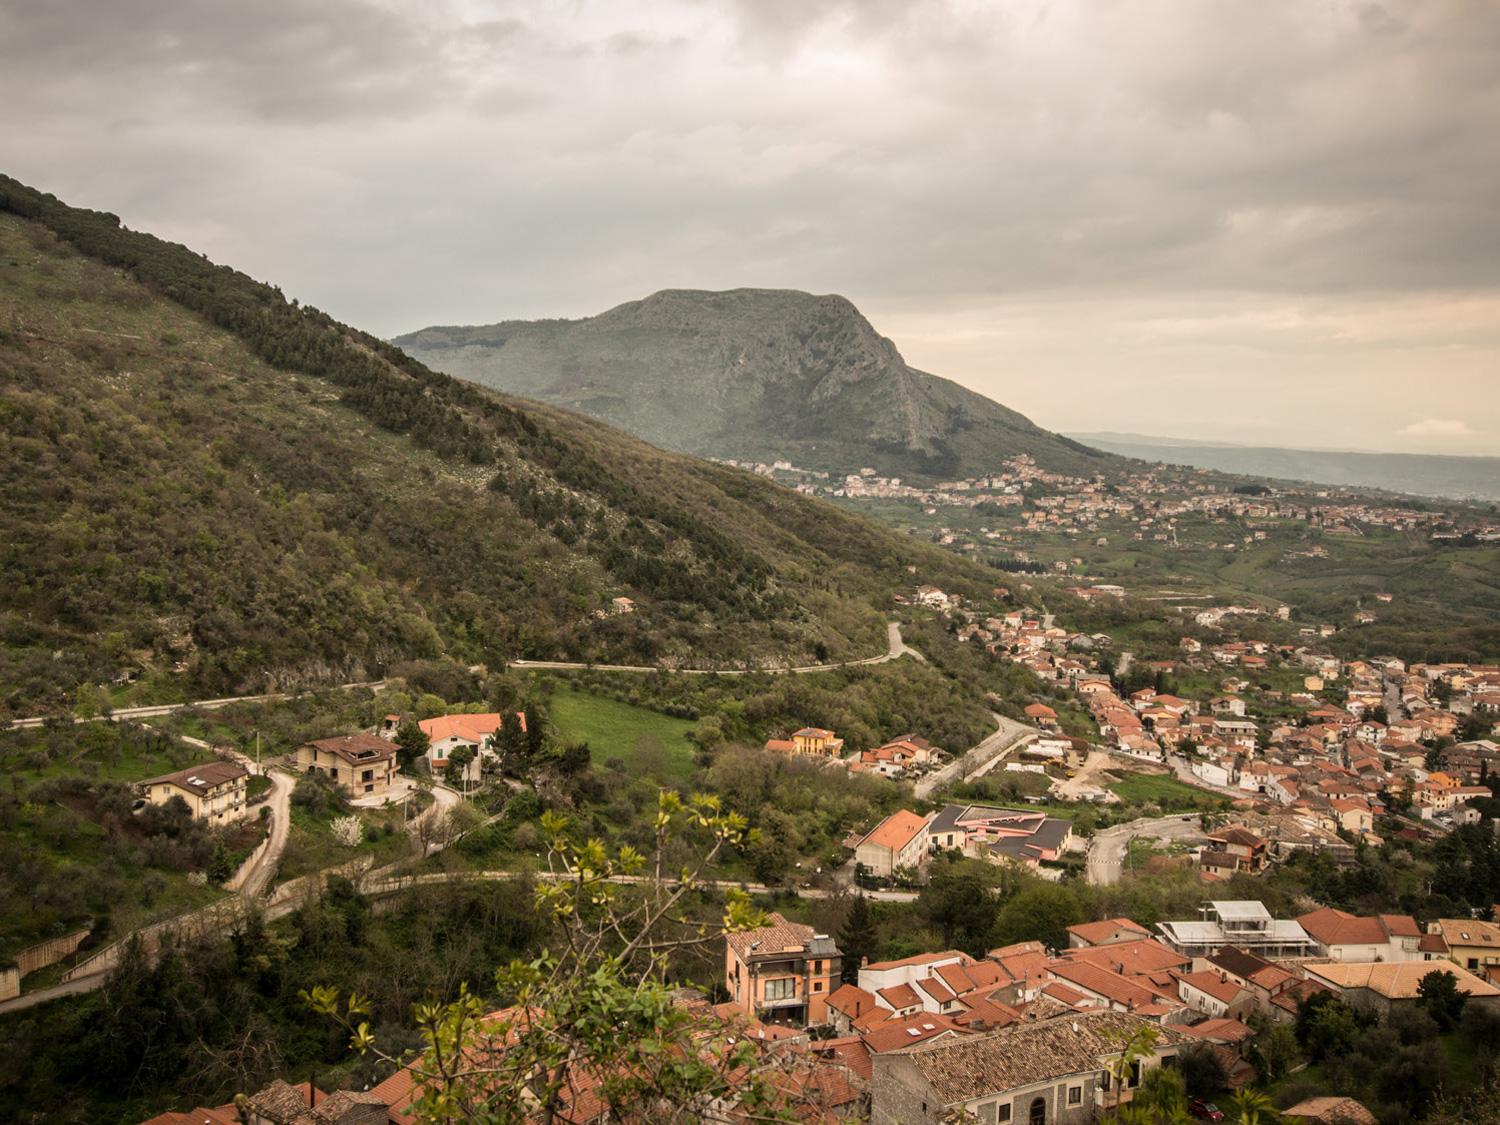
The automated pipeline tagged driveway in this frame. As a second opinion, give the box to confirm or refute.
[231,766,293,897]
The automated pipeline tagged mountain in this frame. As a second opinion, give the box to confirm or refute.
[394,289,1112,482]
[1071,432,1500,504]
[0,175,1004,718]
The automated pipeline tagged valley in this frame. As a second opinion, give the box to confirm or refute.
[1,174,1498,1125]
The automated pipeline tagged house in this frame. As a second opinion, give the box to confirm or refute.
[1302,961,1500,1018]
[766,727,846,757]
[869,1010,1183,1125]
[1176,971,1249,1018]
[1067,918,1151,949]
[855,811,932,879]
[1024,703,1060,731]
[1282,1096,1378,1125]
[826,983,885,1036]
[1203,827,1269,873]
[853,735,939,779]
[1296,909,1422,962]
[140,760,249,823]
[1427,918,1500,974]
[725,912,842,1027]
[927,805,1072,867]
[860,952,972,1002]
[1198,947,1299,1017]
[295,734,398,797]
[418,711,517,783]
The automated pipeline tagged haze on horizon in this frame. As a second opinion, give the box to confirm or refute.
[3,0,1497,456]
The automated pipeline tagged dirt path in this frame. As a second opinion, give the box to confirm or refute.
[1053,750,1124,804]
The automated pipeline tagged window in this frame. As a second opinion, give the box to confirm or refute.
[362,769,374,782]
[1029,1096,1046,1125]
[998,1105,1012,1123]
[764,978,796,1001]
[1068,1086,1082,1106]
[813,981,823,992]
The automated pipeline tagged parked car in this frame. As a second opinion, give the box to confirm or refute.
[1190,1099,1225,1122]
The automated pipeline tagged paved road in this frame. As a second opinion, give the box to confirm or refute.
[4,679,388,731]
[235,768,293,898]
[6,624,920,731]
[1086,814,1208,886]
[511,622,919,676]
[913,713,1038,799]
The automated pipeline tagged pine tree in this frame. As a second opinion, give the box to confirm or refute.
[838,894,876,985]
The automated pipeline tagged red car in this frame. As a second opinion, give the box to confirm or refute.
[1190,1100,1225,1122]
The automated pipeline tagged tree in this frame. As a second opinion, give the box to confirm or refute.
[1295,992,1360,1063]
[991,881,1082,952]
[837,895,876,985]
[1175,1042,1229,1098]
[1248,1024,1300,1084]
[1131,1063,1190,1123]
[1418,968,1467,1030]
[207,841,235,885]
[918,863,999,952]
[1226,1088,1280,1125]
[446,743,477,788]
[305,792,840,1122]
[394,720,430,772]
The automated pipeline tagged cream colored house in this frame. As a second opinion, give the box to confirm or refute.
[141,760,249,822]
[296,733,397,796]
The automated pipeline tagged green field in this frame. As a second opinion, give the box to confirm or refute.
[547,687,697,785]
[1108,772,1227,810]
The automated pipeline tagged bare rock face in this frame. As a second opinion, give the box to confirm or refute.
[395,289,1110,481]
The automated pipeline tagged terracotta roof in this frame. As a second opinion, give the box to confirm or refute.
[1066,918,1150,946]
[1178,1017,1255,1043]
[1040,981,1090,1007]
[1062,938,1188,978]
[419,712,511,744]
[764,739,797,753]
[1432,918,1500,947]
[877,983,921,1010]
[814,1036,873,1082]
[898,1011,1182,1105]
[138,1105,241,1125]
[302,733,395,765]
[141,759,248,796]
[862,1013,963,1053]
[1282,1095,1378,1124]
[726,912,818,960]
[1306,960,1500,1000]
[1047,959,1170,1008]
[1208,826,1265,847]
[826,983,879,1021]
[1177,971,1246,1006]
[865,950,969,972]
[1297,908,1393,948]
[859,809,930,853]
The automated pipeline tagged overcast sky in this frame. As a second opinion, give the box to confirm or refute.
[4,0,1498,455]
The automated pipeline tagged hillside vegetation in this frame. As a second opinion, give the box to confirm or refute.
[0,176,1005,718]
[395,288,1114,482]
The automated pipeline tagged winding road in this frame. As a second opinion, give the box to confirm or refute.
[510,621,921,676]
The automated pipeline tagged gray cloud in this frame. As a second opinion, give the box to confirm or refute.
[2,0,1497,453]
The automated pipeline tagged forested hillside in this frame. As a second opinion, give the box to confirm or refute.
[396,288,1115,482]
[0,176,1003,718]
